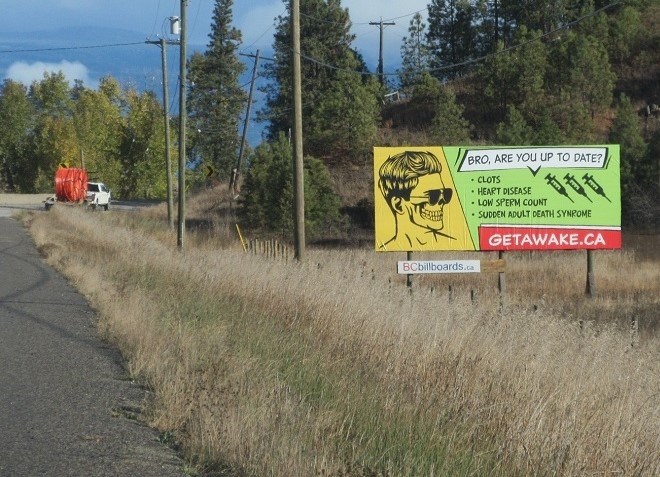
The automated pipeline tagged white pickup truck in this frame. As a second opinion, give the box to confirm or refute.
[86,182,111,210]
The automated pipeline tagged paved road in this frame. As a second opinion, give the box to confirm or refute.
[0,215,187,477]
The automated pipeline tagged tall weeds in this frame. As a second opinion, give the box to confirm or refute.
[25,208,659,476]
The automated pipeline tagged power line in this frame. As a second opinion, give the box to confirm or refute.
[239,10,285,55]
[0,41,145,54]
[150,0,164,39]
[300,7,428,26]
[378,8,428,23]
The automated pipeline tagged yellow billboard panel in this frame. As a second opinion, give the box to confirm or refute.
[375,147,474,251]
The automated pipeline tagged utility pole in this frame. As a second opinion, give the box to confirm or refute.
[291,0,305,261]
[369,17,395,88]
[146,36,179,230]
[231,49,260,195]
[178,0,188,251]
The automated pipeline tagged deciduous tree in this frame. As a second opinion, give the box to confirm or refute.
[29,72,77,191]
[119,90,167,199]
[73,77,124,188]
[0,80,34,192]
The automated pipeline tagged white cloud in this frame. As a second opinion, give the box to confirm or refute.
[5,60,97,88]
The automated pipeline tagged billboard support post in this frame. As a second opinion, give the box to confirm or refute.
[498,250,506,308]
[406,251,413,288]
[586,249,595,297]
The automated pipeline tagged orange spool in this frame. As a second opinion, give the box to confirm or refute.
[54,168,88,202]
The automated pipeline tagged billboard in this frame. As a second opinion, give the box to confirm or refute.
[374,146,621,252]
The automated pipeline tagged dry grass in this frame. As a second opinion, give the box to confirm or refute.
[24,206,659,477]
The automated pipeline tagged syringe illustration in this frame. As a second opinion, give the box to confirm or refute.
[582,173,611,202]
[545,173,574,202]
[564,173,592,202]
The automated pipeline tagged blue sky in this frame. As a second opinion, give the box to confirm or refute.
[3,0,428,83]
[2,1,429,144]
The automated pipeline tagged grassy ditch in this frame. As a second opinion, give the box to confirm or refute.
[25,207,659,476]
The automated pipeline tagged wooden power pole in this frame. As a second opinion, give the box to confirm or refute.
[146,37,178,230]
[231,49,260,195]
[369,17,395,88]
[177,0,188,251]
[291,0,305,261]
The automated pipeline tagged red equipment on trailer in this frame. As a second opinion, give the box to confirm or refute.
[54,167,88,202]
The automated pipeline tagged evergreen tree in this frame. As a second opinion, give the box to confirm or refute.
[607,5,647,73]
[647,128,660,198]
[545,89,596,144]
[610,94,648,191]
[261,0,381,160]
[240,134,294,233]
[431,89,472,145]
[425,75,472,143]
[240,133,344,239]
[515,0,570,33]
[547,32,615,119]
[477,40,514,124]
[532,110,564,145]
[399,12,432,92]
[307,69,380,155]
[408,72,446,126]
[610,94,653,225]
[404,73,471,143]
[477,27,548,124]
[496,104,564,145]
[495,105,534,145]
[426,0,476,80]
[473,0,518,55]
[188,0,246,178]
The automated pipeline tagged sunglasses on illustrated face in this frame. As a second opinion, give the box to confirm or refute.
[408,188,453,205]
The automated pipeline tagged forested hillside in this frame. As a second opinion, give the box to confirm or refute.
[241,0,659,234]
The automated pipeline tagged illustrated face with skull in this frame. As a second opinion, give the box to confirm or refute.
[378,150,455,249]
[401,172,452,232]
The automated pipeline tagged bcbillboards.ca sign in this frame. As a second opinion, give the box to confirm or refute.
[374,146,621,252]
